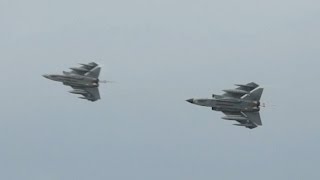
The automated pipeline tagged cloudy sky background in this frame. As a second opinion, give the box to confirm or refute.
[1,0,320,179]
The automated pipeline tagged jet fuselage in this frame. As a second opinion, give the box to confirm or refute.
[187,98,260,112]
[43,74,99,88]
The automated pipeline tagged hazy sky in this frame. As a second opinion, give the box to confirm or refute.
[1,0,320,179]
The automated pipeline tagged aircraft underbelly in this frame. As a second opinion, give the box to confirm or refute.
[63,81,97,88]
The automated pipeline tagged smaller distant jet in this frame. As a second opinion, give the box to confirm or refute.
[43,62,103,102]
[186,82,264,129]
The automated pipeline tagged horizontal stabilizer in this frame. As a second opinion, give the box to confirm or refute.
[84,87,101,101]
[243,112,262,126]
[85,67,101,79]
[242,88,263,101]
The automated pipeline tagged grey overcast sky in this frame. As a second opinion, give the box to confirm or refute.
[1,0,320,179]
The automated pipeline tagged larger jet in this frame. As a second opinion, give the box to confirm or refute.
[186,82,264,129]
[43,62,102,102]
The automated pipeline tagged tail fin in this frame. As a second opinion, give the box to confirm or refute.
[242,88,263,101]
[85,67,101,78]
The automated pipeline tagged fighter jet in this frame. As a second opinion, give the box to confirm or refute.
[186,82,263,129]
[43,62,102,102]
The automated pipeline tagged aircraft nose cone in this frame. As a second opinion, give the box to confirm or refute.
[186,98,194,103]
[42,74,49,78]
[43,74,52,79]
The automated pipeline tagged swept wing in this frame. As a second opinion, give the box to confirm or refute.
[70,87,101,102]
[222,111,262,129]
[64,62,99,75]
[222,82,259,99]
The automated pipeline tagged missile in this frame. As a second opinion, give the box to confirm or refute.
[69,89,87,95]
[235,84,256,88]
[80,62,97,68]
[233,123,254,127]
[223,89,249,94]
[222,115,248,121]
[79,64,95,69]
[70,67,88,72]
[212,94,223,99]
[63,71,71,75]
[79,97,94,101]
[235,82,258,88]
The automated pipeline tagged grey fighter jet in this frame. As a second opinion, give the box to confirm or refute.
[43,62,102,102]
[186,82,263,129]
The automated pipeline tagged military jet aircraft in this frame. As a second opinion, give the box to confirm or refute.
[43,62,102,102]
[186,82,263,129]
